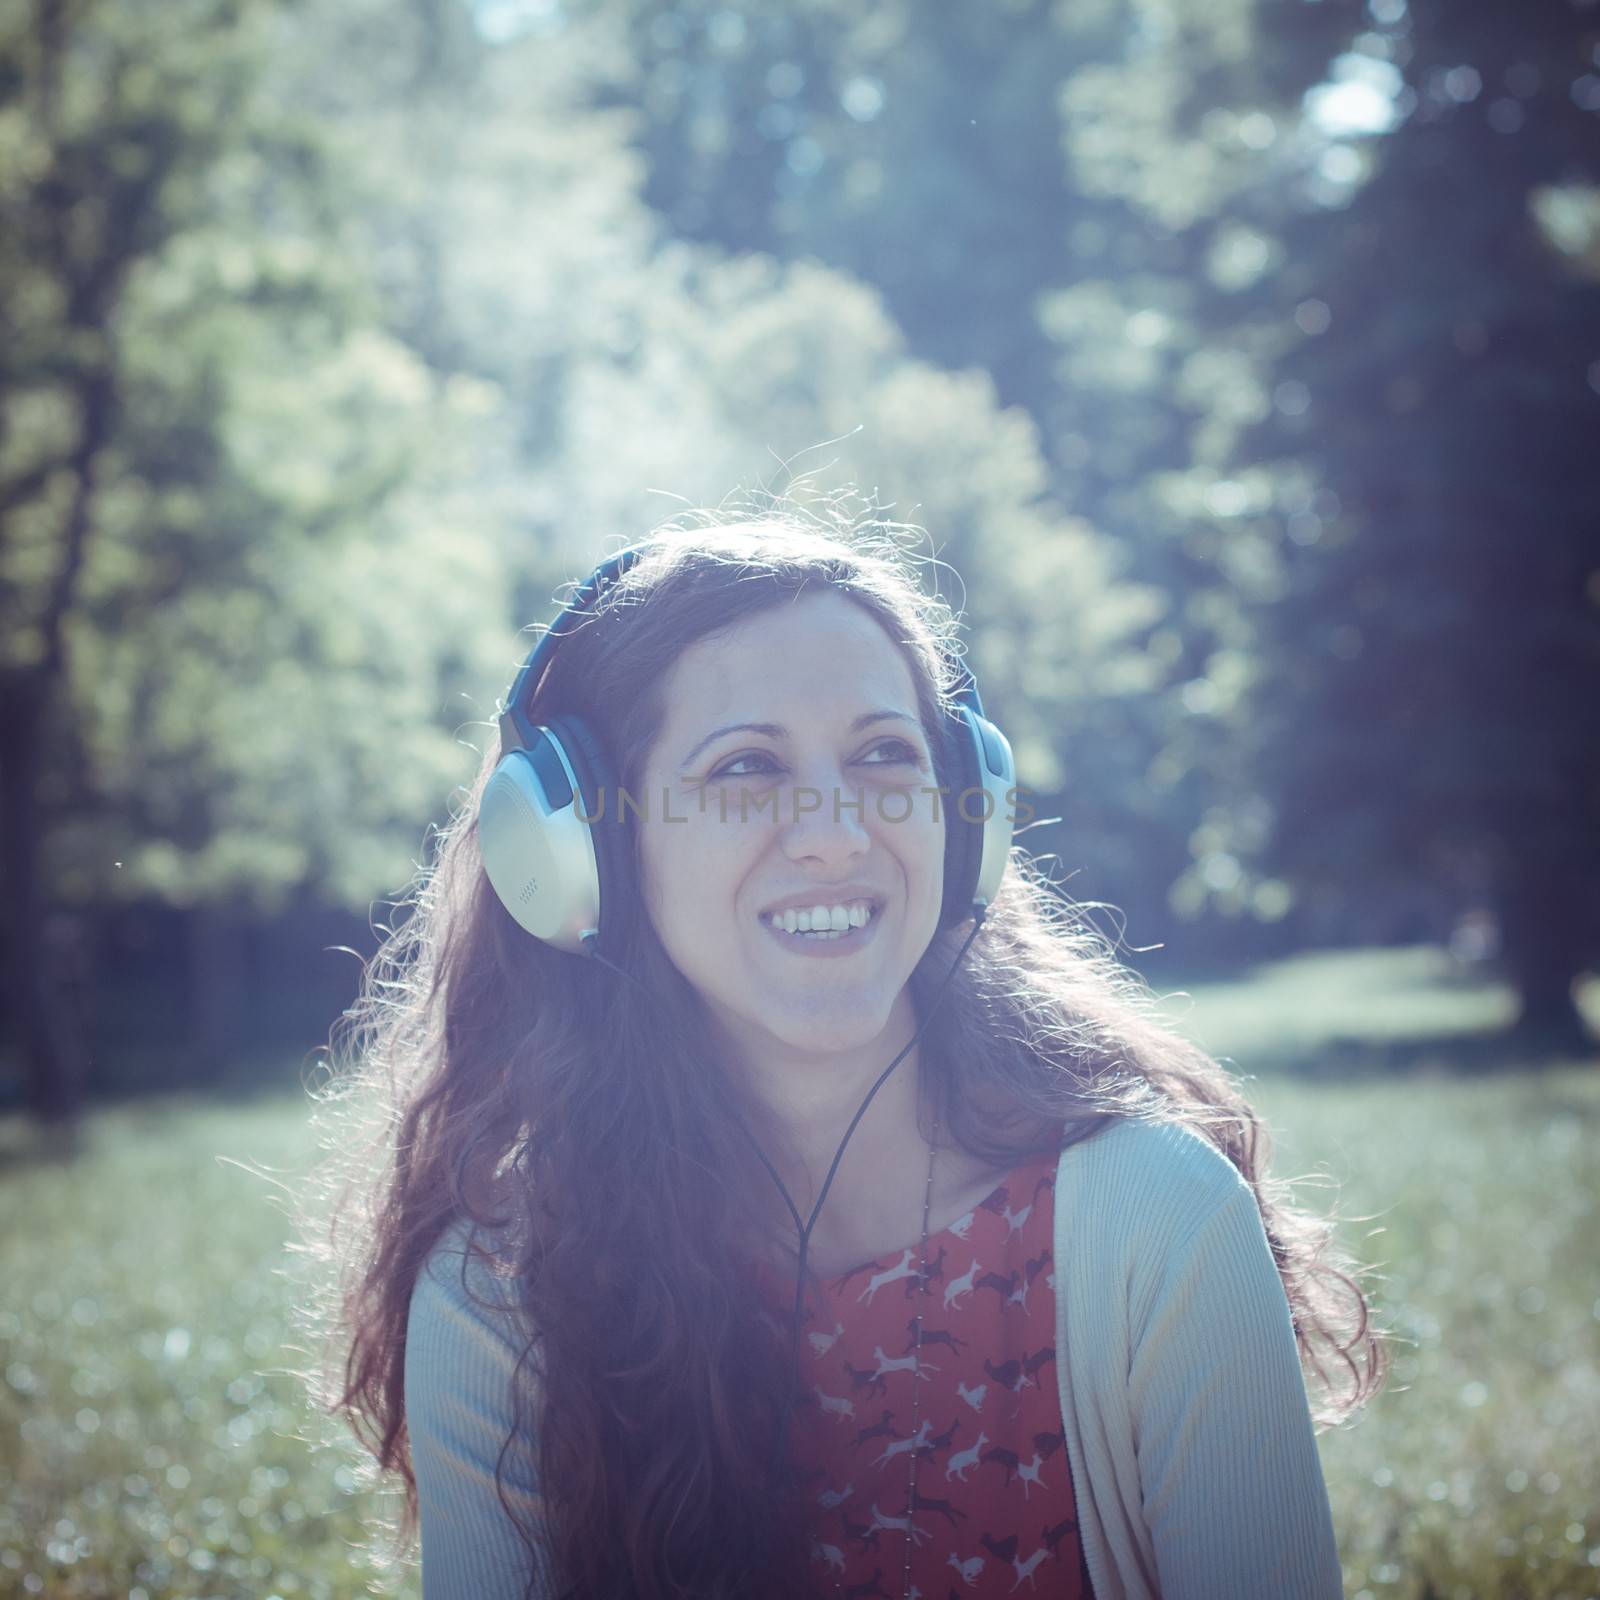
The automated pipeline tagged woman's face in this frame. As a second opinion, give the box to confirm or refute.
[635,589,946,1066]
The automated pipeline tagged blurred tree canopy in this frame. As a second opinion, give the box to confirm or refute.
[1230,0,1600,1048]
[592,0,1598,1041]
[1,0,520,1110]
[2,0,1596,1116]
[1101,0,1600,1048]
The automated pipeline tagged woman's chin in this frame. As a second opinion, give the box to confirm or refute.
[752,990,907,1058]
[691,946,922,1063]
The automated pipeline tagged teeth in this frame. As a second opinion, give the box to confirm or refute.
[765,899,876,937]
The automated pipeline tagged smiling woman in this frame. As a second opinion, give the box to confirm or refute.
[291,490,1388,1600]
[637,591,947,1086]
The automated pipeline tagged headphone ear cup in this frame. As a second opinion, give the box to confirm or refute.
[545,712,627,951]
[939,707,1016,931]
[939,714,986,931]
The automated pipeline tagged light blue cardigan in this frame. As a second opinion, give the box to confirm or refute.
[405,1115,1344,1598]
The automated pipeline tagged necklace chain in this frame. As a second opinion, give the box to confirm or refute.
[829,1117,939,1598]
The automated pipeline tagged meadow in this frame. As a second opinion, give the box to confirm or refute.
[1,945,1597,1599]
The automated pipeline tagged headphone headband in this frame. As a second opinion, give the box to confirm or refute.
[479,544,1015,951]
[498,544,648,752]
[503,546,984,738]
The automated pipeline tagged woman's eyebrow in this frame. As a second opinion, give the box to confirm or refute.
[678,710,920,770]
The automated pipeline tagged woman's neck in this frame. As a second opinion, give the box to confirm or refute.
[729,1004,930,1224]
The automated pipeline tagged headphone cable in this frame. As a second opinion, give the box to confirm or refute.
[583,907,989,1483]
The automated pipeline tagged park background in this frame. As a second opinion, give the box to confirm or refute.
[1,0,1597,1595]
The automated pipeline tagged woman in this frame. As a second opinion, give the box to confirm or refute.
[294,497,1386,1600]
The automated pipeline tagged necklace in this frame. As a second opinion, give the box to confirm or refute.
[824,1117,939,1599]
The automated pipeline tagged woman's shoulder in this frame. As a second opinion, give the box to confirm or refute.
[1053,1113,1255,1255]
[408,1216,531,1366]
[405,1219,549,1588]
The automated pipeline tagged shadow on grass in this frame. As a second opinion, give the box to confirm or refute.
[0,1049,323,1178]
[0,1116,90,1175]
[1266,1026,1599,1083]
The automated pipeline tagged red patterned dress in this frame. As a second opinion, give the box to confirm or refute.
[753,1152,1092,1598]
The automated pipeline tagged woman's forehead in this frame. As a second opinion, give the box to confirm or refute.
[683,590,911,678]
[656,593,924,740]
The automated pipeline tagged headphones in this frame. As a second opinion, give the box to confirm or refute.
[478,544,1017,955]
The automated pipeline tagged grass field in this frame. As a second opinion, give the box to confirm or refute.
[1,945,1597,1599]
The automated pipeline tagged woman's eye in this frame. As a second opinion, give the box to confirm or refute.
[707,740,922,781]
[860,739,922,767]
[709,752,778,780]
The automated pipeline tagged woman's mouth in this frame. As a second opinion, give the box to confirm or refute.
[759,898,882,957]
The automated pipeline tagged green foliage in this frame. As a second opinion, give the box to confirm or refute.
[529,0,1227,914]
[254,0,1168,902]
[1211,3,1600,1020]
[65,215,515,908]
[7,0,1167,929]
[548,244,1165,799]
[0,1091,387,1599]
[4,0,1595,1042]
[1277,1067,1600,1598]
[0,0,526,915]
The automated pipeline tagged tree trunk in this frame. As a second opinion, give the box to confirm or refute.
[186,904,245,1082]
[0,682,90,1123]
[1497,847,1598,1059]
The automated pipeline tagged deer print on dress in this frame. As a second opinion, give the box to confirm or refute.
[1041,1513,1079,1558]
[907,1244,948,1300]
[846,1359,893,1399]
[853,1409,897,1450]
[912,1318,967,1359]
[816,1385,855,1422]
[872,1345,939,1383]
[811,1321,846,1357]
[858,1247,921,1304]
[970,1531,1051,1589]
[1014,1453,1049,1500]
[872,1418,935,1470]
[982,1356,1025,1396]
[1008,1251,1052,1314]
[842,1569,892,1600]
[956,1379,987,1413]
[973,1267,1020,1307]
[946,1550,984,1586]
[942,1257,981,1312]
[752,1152,1088,1598]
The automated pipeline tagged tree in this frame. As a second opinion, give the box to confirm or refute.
[321,0,1168,918]
[521,0,1219,930]
[0,0,520,1116]
[3,0,1168,1113]
[1225,0,1600,1048]
[549,243,1165,818]
[0,0,285,1119]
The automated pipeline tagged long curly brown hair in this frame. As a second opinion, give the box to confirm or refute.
[287,489,1387,1600]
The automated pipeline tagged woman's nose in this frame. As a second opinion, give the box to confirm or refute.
[778,766,872,865]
